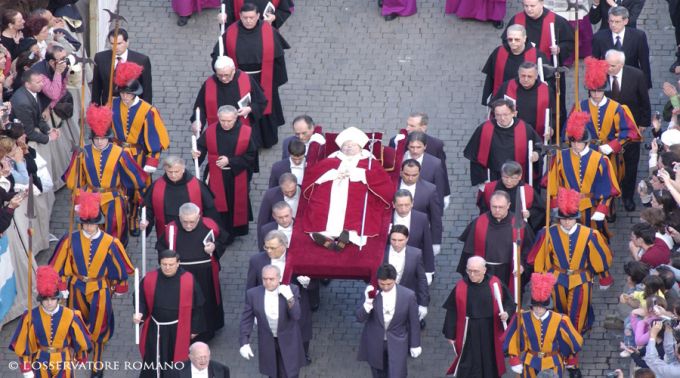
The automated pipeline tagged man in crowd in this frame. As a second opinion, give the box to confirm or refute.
[281,114,326,162]
[384,225,430,329]
[458,191,535,295]
[404,131,450,208]
[392,189,435,284]
[482,24,547,105]
[239,264,306,377]
[591,6,651,88]
[604,49,650,212]
[92,29,152,105]
[269,139,306,188]
[258,201,294,249]
[214,3,290,148]
[9,266,92,378]
[398,159,443,252]
[134,249,205,378]
[393,112,447,169]
[464,98,541,187]
[193,105,257,238]
[156,203,230,342]
[141,156,221,240]
[171,342,230,377]
[11,70,59,144]
[258,172,299,234]
[111,61,170,236]
[589,0,645,29]
[356,264,422,377]
[49,191,133,378]
[220,0,293,29]
[529,188,613,336]
[63,104,148,246]
[442,256,514,377]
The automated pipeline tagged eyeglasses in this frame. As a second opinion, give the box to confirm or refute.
[466,268,484,274]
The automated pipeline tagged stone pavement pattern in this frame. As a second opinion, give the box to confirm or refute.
[0,0,678,376]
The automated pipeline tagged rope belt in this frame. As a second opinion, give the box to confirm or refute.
[180,259,212,266]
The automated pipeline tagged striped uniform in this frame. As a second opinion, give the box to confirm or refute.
[503,310,583,377]
[49,230,134,371]
[111,97,170,232]
[62,144,148,246]
[529,224,612,333]
[9,305,92,378]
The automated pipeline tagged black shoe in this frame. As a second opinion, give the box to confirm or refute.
[177,16,189,26]
[321,278,331,286]
[624,198,636,212]
[420,319,426,330]
[305,354,312,366]
[91,371,104,378]
[670,59,680,73]
[312,233,336,251]
[492,20,504,29]
[384,14,398,21]
[310,303,320,312]
[129,228,140,237]
[567,368,582,378]
[335,230,350,249]
[606,212,617,223]
[378,0,383,7]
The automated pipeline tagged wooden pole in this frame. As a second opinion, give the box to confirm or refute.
[106,21,120,106]
[574,7,580,111]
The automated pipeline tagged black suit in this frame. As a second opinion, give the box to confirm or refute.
[170,360,230,378]
[257,187,285,232]
[588,0,645,30]
[393,210,435,274]
[606,65,650,202]
[591,27,651,88]
[383,246,429,307]
[92,49,153,105]
[10,87,51,144]
[269,158,292,188]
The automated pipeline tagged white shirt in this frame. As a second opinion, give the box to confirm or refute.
[381,287,397,339]
[284,187,300,216]
[289,157,305,184]
[393,211,411,228]
[612,28,626,46]
[399,181,417,199]
[531,309,550,322]
[43,304,60,316]
[559,224,578,235]
[403,151,424,165]
[264,289,280,337]
[271,253,286,277]
[27,88,39,102]
[609,69,623,90]
[82,229,102,240]
[589,96,607,108]
[190,364,209,378]
[389,247,406,283]
[278,224,293,247]
[115,50,129,68]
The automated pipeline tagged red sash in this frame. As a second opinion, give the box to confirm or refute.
[152,177,202,238]
[204,72,252,127]
[447,276,505,376]
[234,0,280,16]
[493,47,537,95]
[476,120,528,168]
[514,11,556,57]
[225,22,275,114]
[139,271,194,362]
[206,123,251,227]
[505,79,550,136]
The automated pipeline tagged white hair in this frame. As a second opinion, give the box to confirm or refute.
[467,256,487,269]
[605,49,626,65]
[214,56,235,71]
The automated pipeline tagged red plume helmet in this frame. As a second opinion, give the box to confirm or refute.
[36,266,60,298]
[566,111,590,142]
[114,61,143,87]
[557,188,580,218]
[86,104,112,137]
[530,272,556,305]
[584,56,609,91]
[77,191,101,221]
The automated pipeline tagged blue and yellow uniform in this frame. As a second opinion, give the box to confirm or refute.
[9,305,92,378]
[529,224,612,334]
[62,144,147,246]
[503,310,583,378]
[49,229,133,372]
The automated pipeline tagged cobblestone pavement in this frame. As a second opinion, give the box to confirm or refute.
[0,0,678,377]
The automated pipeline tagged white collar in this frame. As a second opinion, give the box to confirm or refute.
[265,288,279,296]
[559,224,578,235]
[191,364,208,375]
[613,28,626,41]
[284,187,300,200]
[531,310,550,321]
[389,246,406,255]
[400,181,416,190]
[577,146,590,157]
[42,304,60,316]
[271,252,286,264]
[289,157,305,168]
[589,96,608,108]
[394,211,411,221]
[82,229,102,240]
[116,50,129,61]
[278,223,293,231]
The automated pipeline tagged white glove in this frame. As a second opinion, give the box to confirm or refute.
[511,364,523,374]
[394,132,406,143]
[599,144,614,155]
[425,272,433,286]
[239,344,254,360]
[409,346,422,358]
[478,183,486,192]
[296,276,311,289]
[309,132,326,145]
[60,290,69,300]
[599,284,611,291]
[279,285,294,301]
[418,305,428,321]
[22,371,34,378]
[143,165,157,174]
[591,211,605,221]
[443,195,450,210]
[433,244,441,256]
[363,285,375,311]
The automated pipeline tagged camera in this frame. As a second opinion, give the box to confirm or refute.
[604,371,619,378]
[0,105,9,124]
[645,137,663,150]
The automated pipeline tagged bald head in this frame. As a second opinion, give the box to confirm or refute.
[189,342,211,370]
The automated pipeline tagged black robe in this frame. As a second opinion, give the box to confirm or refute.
[463,118,542,186]
[481,44,548,105]
[457,213,535,288]
[492,78,556,136]
[222,0,293,28]
[476,181,546,232]
[197,122,257,236]
[442,275,515,378]
[156,220,230,342]
[143,171,223,237]
[211,20,290,149]
[138,269,205,378]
